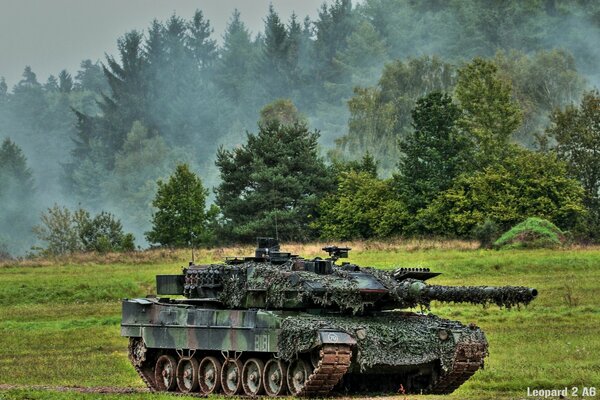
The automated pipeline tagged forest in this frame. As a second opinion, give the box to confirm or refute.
[1,0,600,256]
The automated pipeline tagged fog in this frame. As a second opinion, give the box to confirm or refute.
[1,0,599,255]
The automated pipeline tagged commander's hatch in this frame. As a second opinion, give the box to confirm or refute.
[392,267,441,282]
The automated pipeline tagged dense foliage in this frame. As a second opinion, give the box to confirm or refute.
[546,91,600,240]
[2,1,600,252]
[419,148,585,236]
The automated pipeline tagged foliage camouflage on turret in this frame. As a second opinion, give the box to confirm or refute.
[212,261,535,312]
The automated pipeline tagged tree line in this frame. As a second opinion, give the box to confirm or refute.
[1,1,600,255]
[28,77,600,254]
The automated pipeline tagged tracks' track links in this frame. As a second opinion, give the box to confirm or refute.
[128,340,353,397]
[297,344,352,397]
[429,340,487,394]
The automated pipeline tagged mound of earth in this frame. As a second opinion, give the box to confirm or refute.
[494,217,566,249]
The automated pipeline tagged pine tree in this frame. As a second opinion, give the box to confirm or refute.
[214,9,257,107]
[259,5,289,100]
[74,60,108,93]
[44,75,59,92]
[58,70,73,93]
[215,109,332,242]
[314,0,356,100]
[187,10,217,68]
[0,78,7,99]
[0,138,37,254]
[68,30,149,183]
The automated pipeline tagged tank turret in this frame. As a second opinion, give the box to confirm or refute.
[122,238,537,396]
[156,239,536,313]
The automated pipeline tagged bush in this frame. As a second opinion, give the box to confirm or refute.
[33,205,135,255]
[494,217,567,249]
[472,219,500,248]
[314,171,409,240]
[419,147,586,236]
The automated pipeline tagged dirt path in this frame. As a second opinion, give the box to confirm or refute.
[0,384,146,394]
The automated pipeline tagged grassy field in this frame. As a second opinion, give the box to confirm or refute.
[0,241,598,400]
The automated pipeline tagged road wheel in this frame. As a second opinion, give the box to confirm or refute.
[263,358,287,396]
[221,359,243,395]
[176,357,199,393]
[154,354,177,391]
[242,358,264,396]
[287,359,310,395]
[198,356,222,394]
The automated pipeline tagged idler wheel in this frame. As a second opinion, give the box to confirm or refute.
[198,356,222,394]
[128,338,147,367]
[221,358,243,395]
[176,357,199,393]
[154,354,177,391]
[242,358,265,396]
[287,359,310,396]
[263,358,287,396]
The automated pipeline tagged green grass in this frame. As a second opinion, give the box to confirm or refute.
[0,246,598,399]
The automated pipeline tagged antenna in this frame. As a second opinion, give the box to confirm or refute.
[186,175,195,265]
[274,209,279,241]
[190,232,196,264]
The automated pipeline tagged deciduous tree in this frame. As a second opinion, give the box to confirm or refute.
[146,164,215,247]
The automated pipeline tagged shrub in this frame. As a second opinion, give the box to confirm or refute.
[314,171,410,240]
[419,147,586,236]
[472,219,500,248]
[493,217,567,249]
[33,205,135,255]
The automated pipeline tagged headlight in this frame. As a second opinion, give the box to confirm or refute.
[438,329,449,341]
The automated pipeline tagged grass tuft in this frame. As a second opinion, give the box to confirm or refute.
[494,217,566,249]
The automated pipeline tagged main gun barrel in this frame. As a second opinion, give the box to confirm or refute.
[395,279,538,308]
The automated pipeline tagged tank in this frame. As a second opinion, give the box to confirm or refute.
[121,238,537,396]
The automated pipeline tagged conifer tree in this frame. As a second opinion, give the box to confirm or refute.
[215,104,332,242]
[0,138,37,254]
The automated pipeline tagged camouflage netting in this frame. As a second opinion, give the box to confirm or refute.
[278,313,488,372]
[216,261,371,313]
[190,262,535,312]
[393,279,537,309]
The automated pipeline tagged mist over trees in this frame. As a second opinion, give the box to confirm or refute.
[1,0,600,255]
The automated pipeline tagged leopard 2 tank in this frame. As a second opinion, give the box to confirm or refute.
[121,238,537,396]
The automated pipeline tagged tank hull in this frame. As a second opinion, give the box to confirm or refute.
[121,298,488,395]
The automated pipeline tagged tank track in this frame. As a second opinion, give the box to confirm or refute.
[128,344,206,397]
[428,340,487,394]
[297,344,352,397]
[127,338,157,392]
[128,339,352,397]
